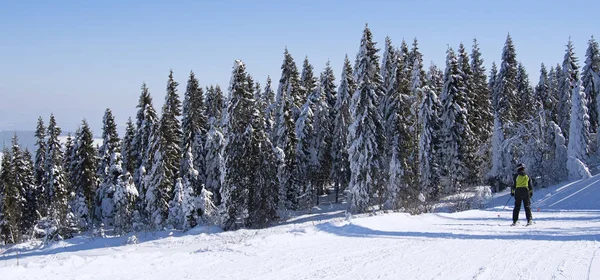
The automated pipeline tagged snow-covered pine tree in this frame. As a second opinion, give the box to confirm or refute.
[386,50,415,210]
[315,64,336,194]
[162,70,183,185]
[274,48,303,128]
[44,114,72,238]
[246,71,280,228]
[167,177,197,230]
[516,63,536,121]
[559,40,579,141]
[20,148,38,238]
[582,37,600,133]
[96,109,120,224]
[439,47,470,194]
[132,83,158,209]
[262,77,276,138]
[331,55,355,195]
[470,39,493,146]
[72,120,97,229]
[428,63,445,97]
[494,34,519,127]
[63,133,75,191]
[221,60,254,230]
[274,53,301,211]
[145,70,183,229]
[204,119,224,206]
[121,118,136,175]
[206,84,225,125]
[294,87,315,208]
[181,71,207,194]
[552,65,563,124]
[2,135,25,243]
[97,109,120,182]
[0,148,14,243]
[489,62,499,112]
[536,64,554,122]
[300,57,317,107]
[112,156,139,235]
[33,117,46,212]
[380,36,396,125]
[457,43,477,185]
[567,72,591,179]
[547,122,568,183]
[419,81,442,199]
[347,25,385,213]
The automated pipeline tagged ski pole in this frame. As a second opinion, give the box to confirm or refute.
[502,196,512,210]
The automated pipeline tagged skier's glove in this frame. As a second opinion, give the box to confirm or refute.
[529,192,533,198]
[511,192,514,197]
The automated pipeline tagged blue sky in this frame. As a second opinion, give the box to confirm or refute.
[1,0,598,135]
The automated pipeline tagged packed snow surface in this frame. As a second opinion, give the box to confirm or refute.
[2,175,600,280]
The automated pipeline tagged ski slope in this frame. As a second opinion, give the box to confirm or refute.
[2,176,600,280]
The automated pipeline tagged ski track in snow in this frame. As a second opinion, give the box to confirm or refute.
[2,176,600,279]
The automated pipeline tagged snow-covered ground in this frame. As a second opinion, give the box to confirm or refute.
[2,176,600,280]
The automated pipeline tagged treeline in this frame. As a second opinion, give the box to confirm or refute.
[0,25,598,244]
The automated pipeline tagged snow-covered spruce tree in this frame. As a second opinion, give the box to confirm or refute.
[549,65,563,124]
[300,57,317,106]
[63,133,76,201]
[44,114,74,239]
[20,149,38,238]
[543,121,568,184]
[317,62,337,193]
[0,148,15,243]
[132,83,158,210]
[172,145,199,229]
[294,87,315,208]
[380,36,396,124]
[206,85,225,124]
[489,62,499,111]
[559,40,579,141]
[428,63,445,97]
[112,155,139,235]
[96,109,120,223]
[204,119,224,206]
[536,64,554,122]
[1,135,24,243]
[262,77,276,138]
[457,42,477,185]
[145,70,182,229]
[72,120,97,229]
[567,76,591,180]
[121,118,136,175]
[386,50,416,211]
[494,34,519,127]
[347,25,385,213]
[167,177,197,230]
[516,63,537,121]
[439,47,470,194]
[97,109,120,182]
[274,53,301,211]
[274,48,303,129]
[97,152,123,228]
[310,77,333,196]
[246,74,280,229]
[583,37,600,133]
[163,70,183,186]
[33,117,46,212]
[221,60,254,230]
[419,83,442,199]
[407,39,426,189]
[470,39,493,146]
[181,71,207,194]
[331,55,355,194]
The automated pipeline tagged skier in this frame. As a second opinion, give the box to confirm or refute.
[511,163,533,226]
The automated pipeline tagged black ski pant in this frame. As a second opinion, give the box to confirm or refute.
[513,188,532,223]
